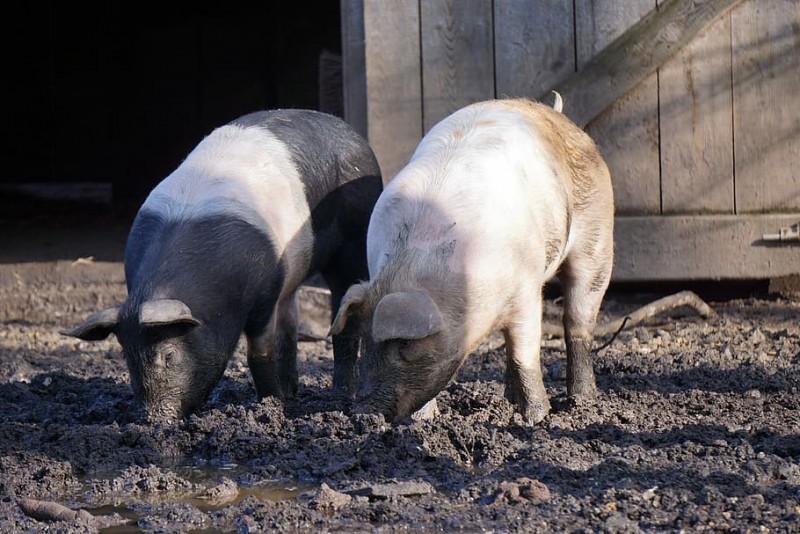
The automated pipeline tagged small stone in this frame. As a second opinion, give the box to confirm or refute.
[636,327,652,343]
[493,478,550,504]
[641,486,657,501]
[519,478,550,502]
[604,512,641,533]
[196,477,239,507]
[349,481,434,500]
[746,389,762,400]
[749,328,766,345]
[497,481,521,503]
[657,330,671,344]
[308,483,352,510]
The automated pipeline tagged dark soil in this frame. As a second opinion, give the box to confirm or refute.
[1,262,798,532]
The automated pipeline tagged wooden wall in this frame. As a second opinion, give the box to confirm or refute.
[343,0,800,280]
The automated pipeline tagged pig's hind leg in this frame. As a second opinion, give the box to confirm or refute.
[560,227,613,402]
[246,293,299,400]
[502,288,550,424]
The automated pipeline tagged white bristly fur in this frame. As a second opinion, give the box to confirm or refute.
[366,102,573,351]
[141,124,313,292]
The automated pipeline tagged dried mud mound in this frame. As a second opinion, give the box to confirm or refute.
[0,262,798,532]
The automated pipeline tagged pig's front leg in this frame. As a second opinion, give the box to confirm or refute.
[327,271,363,397]
[247,293,299,400]
[331,325,359,397]
[502,292,550,424]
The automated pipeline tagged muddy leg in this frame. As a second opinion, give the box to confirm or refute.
[247,293,299,400]
[325,269,363,397]
[503,291,550,424]
[561,249,612,401]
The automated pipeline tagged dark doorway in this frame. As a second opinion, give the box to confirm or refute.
[1,1,342,262]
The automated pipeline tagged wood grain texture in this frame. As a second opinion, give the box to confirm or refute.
[732,0,800,212]
[364,0,422,181]
[341,0,367,138]
[420,0,494,132]
[575,0,660,215]
[494,0,574,101]
[659,10,734,214]
[613,214,800,280]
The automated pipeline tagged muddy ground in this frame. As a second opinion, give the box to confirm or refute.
[0,261,798,533]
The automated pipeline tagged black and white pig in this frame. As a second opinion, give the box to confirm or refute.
[65,110,382,420]
[330,98,614,424]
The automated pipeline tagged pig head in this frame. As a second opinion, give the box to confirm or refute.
[330,251,469,420]
[64,296,235,420]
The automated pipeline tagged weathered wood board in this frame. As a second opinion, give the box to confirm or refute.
[494,0,575,101]
[732,0,800,212]
[575,0,661,215]
[420,0,494,133]
[364,0,422,181]
[341,0,367,138]
[659,9,734,214]
[614,214,800,280]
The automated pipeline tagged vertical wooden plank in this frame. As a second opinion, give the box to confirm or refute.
[659,10,734,214]
[420,0,494,132]
[494,0,574,100]
[341,0,368,138]
[364,0,422,180]
[732,0,800,212]
[575,0,660,215]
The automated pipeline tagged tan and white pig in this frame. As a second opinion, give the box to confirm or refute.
[331,98,614,424]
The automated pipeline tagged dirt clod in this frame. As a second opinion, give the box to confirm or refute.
[306,483,352,510]
[493,478,550,504]
[197,477,239,507]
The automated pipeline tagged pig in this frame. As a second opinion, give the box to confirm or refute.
[330,98,614,424]
[64,109,382,420]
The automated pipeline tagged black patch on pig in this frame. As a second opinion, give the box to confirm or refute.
[124,209,284,341]
[232,109,382,295]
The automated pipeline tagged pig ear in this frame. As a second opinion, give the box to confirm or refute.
[139,299,201,328]
[329,283,368,336]
[372,291,443,343]
[61,306,121,341]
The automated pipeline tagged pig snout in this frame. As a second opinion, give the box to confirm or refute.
[352,379,397,420]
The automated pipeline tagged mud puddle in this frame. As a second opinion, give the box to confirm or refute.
[77,463,309,532]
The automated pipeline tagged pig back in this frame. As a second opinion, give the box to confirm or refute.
[139,110,381,293]
[367,100,573,285]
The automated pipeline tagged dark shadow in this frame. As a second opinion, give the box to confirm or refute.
[594,363,799,396]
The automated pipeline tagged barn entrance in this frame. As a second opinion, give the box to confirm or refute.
[1,2,342,262]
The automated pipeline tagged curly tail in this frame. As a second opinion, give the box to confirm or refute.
[551,91,563,113]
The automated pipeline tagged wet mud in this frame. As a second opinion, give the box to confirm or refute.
[1,262,799,532]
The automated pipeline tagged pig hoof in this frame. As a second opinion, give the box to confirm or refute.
[567,381,598,402]
[517,398,550,425]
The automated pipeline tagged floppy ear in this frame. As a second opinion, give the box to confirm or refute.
[372,291,444,343]
[139,299,201,328]
[329,283,368,336]
[61,306,121,341]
